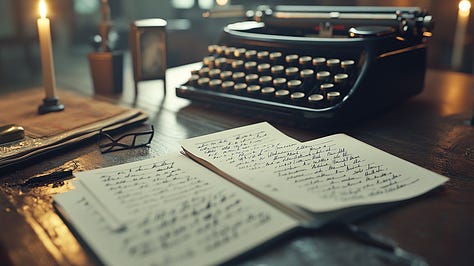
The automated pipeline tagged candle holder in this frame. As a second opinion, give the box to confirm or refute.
[38,97,64,114]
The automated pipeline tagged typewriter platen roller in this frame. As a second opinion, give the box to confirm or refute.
[176,6,434,127]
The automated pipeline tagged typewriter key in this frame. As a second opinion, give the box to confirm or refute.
[245,74,259,85]
[245,50,257,60]
[220,70,233,81]
[216,46,227,56]
[273,77,287,90]
[341,60,356,74]
[224,47,236,58]
[257,51,270,62]
[320,83,335,92]
[244,61,258,74]
[215,58,228,69]
[234,48,247,59]
[259,76,273,87]
[221,80,235,91]
[261,87,275,95]
[197,77,210,88]
[209,79,222,90]
[285,67,299,80]
[203,56,215,67]
[232,72,246,83]
[257,63,271,76]
[291,92,305,101]
[188,74,200,86]
[198,67,210,77]
[234,83,247,93]
[270,52,283,64]
[287,80,302,91]
[327,91,341,103]
[299,56,312,68]
[316,71,331,82]
[285,54,299,67]
[308,93,325,107]
[209,69,221,79]
[312,57,326,70]
[275,89,290,98]
[271,65,285,78]
[232,60,245,71]
[247,84,261,93]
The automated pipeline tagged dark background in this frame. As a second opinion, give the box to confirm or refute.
[0,0,472,90]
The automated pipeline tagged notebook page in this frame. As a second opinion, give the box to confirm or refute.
[180,122,448,212]
[55,153,299,266]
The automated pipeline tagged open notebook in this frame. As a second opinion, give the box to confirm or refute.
[54,122,448,266]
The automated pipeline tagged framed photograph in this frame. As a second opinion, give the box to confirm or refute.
[129,18,167,94]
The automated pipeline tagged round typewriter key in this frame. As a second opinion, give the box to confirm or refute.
[270,52,283,64]
[299,56,312,68]
[221,80,235,91]
[215,57,228,69]
[312,57,326,69]
[327,58,341,72]
[275,89,290,98]
[334,73,349,84]
[273,77,287,90]
[316,71,331,81]
[224,47,236,58]
[216,45,227,56]
[234,48,247,59]
[259,75,273,87]
[326,58,341,68]
[245,74,259,85]
[232,59,245,71]
[308,93,325,106]
[271,65,285,78]
[327,91,341,102]
[203,56,215,67]
[232,72,246,83]
[247,84,261,93]
[197,77,210,88]
[188,74,200,86]
[198,67,210,77]
[245,50,257,60]
[300,69,315,91]
[285,67,299,80]
[257,51,270,62]
[261,86,276,95]
[291,92,305,101]
[209,79,222,90]
[287,80,302,91]
[234,83,247,93]
[320,83,335,92]
[208,45,219,54]
[341,60,356,74]
[220,70,233,81]
[209,68,221,79]
[244,61,258,73]
[257,63,271,75]
[285,54,299,66]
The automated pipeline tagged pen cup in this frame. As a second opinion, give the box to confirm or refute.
[88,51,124,95]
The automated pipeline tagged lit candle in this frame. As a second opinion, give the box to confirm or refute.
[452,0,471,70]
[37,0,56,99]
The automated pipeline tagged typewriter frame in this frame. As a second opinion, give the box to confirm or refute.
[176,6,431,128]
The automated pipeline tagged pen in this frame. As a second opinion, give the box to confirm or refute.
[22,170,73,187]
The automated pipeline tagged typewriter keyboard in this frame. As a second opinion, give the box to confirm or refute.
[183,45,359,110]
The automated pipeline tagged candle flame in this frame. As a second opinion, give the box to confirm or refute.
[39,0,47,19]
[459,0,471,16]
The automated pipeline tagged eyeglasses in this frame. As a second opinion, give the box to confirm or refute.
[98,125,154,153]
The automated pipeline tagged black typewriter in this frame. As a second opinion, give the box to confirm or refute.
[176,6,434,127]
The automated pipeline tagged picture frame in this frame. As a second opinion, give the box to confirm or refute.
[129,18,167,96]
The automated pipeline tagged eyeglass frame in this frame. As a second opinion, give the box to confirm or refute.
[98,125,154,153]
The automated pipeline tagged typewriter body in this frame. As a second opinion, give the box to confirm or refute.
[176,6,434,127]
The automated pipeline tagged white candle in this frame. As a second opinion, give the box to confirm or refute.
[452,0,471,70]
[37,0,56,99]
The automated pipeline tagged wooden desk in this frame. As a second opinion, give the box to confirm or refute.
[0,65,473,266]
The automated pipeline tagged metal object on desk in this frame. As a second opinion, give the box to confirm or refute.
[129,18,168,98]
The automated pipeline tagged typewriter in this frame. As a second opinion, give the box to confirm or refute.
[176,6,434,127]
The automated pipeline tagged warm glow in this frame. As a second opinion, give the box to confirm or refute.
[459,0,471,16]
[39,0,47,18]
[216,0,229,6]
